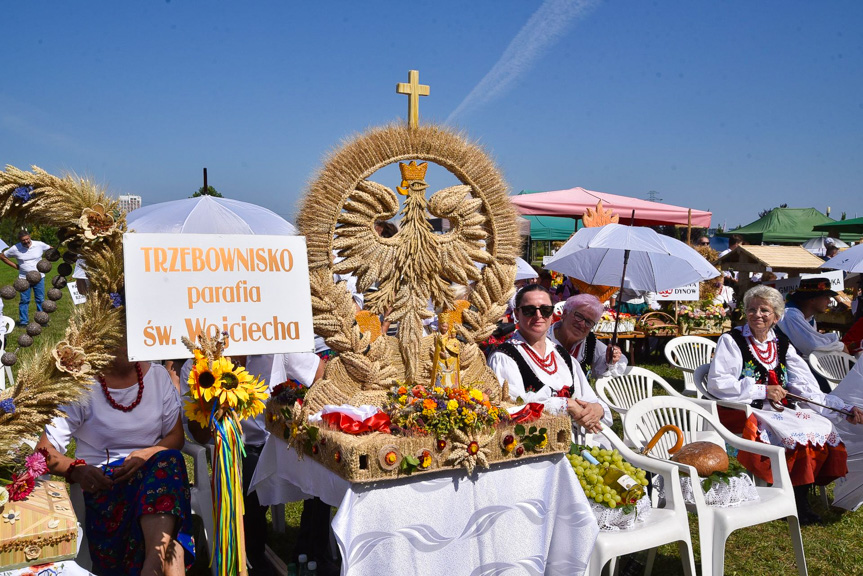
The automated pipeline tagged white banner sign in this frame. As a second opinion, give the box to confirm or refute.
[764,269,845,298]
[123,233,315,361]
[655,283,700,301]
[67,282,87,306]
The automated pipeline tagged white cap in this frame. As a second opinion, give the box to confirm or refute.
[298,554,308,563]
[307,561,317,570]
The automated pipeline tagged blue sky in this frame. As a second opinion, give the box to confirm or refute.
[2,0,862,230]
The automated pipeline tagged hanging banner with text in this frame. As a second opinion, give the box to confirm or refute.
[123,233,315,361]
[655,283,700,301]
[763,269,845,298]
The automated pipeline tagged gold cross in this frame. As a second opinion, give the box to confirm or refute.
[396,70,430,129]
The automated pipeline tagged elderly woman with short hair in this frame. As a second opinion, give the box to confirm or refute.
[707,284,863,523]
[549,294,627,380]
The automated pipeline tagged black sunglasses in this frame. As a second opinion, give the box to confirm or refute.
[518,304,555,318]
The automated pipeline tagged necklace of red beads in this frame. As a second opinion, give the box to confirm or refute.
[747,336,777,366]
[522,343,558,374]
[100,362,144,412]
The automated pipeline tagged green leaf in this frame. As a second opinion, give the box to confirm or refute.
[702,478,713,492]
[539,428,547,436]
[569,443,580,455]
[528,426,537,434]
[514,424,525,437]
[307,426,319,442]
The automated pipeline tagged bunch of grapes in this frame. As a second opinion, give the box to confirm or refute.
[566,446,649,508]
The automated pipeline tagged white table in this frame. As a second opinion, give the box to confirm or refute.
[251,437,598,576]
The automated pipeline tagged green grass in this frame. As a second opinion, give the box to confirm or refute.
[9,265,861,575]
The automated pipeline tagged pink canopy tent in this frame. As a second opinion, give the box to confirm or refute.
[510,187,712,228]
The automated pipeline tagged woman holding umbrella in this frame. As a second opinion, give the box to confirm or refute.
[707,285,863,523]
[488,284,610,433]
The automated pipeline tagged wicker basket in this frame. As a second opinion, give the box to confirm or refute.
[635,311,679,337]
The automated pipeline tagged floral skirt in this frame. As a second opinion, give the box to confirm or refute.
[737,413,848,486]
[83,449,195,575]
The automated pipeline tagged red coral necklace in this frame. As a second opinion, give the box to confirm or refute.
[747,336,777,366]
[522,343,558,374]
[100,362,144,412]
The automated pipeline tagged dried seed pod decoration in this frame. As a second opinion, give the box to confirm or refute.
[57,263,73,277]
[13,278,30,293]
[36,259,52,273]
[17,334,33,348]
[25,271,42,286]
[1,352,17,367]
[47,288,63,301]
[33,311,50,326]
[41,301,57,314]
[44,248,61,262]
[25,323,42,337]
[52,276,68,289]
[0,285,16,300]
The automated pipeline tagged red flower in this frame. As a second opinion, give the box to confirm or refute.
[111,503,126,521]
[154,495,175,513]
[8,472,35,501]
[155,468,168,479]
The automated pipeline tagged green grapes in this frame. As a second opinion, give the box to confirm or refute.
[566,447,649,509]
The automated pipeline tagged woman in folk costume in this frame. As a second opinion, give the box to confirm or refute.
[707,285,863,523]
[488,284,611,433]
[547,293,627,381]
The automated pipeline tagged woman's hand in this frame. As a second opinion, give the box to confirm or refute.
[112,447,161,484]
[605,345,623,364]
[71,464,113,493]
[567,398,604,433]
[765,386,787,403]
[846,406,863,425]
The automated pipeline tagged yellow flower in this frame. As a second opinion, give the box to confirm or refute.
[447,400,459,412]
[398,395,408,405]
[184,400,210,428]
[433,387,444,395]
[463,410,477,425]
[469,388,484,402]
[538,434,548,449]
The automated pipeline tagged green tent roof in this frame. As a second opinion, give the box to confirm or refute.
[812,216,863,235]
[719,208,858,243]
[517,190,577,241]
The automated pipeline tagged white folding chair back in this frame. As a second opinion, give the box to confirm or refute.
[809,350,856,389]
[0,315,15,390]
[586,428,696,576]
[665,336,717,397]
[624,396,807,576]
[595,367,684,446]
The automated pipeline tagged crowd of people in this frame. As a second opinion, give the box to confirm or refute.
[19,221,863,575]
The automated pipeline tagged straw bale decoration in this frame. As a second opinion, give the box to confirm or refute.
[297,123,522,414]
[0,166,126,467]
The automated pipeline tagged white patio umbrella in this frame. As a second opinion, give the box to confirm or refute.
[543,224,720,292]
[515,257,539,281]
[803,236,848,257]
[822,242,863,273]
[828,362,863,511]
[544,222,720,351]
[126,195,297,235]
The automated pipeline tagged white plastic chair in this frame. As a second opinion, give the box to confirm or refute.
[586,427,696,576]
[71,443,217,575]
[809,350,856,389]
[665,336,717,397]
[0,315,15,390]
[624,396,807,576]
[693,364,754,421]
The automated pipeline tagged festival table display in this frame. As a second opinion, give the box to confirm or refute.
[258,71,597,573]
[250,443,597,576]
[265,71,572,483]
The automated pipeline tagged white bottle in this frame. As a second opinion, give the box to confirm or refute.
[307,560,318,576]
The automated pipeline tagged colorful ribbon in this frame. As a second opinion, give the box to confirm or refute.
[510,402,545,424]
[321,410,392,435]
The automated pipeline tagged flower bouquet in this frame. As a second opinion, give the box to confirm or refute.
[0,446,49,507]
[675,302,725,334]
[183,332,269,576]
[595,310,635,334]
[386,383,506,438]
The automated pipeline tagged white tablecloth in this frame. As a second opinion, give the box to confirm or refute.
[1,561,93,576]
[250,436,598,576]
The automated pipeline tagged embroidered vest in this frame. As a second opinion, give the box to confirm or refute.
[728,329,792,409]
[496,342,574,397]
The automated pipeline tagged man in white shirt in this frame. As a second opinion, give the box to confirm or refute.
[0,229,52,326]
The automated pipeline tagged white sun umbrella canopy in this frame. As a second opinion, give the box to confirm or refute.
[803,236,849,257]
[822,242,863,273]
[543,223,720,292]
[126,195,297,235]
[515,257,539,281]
